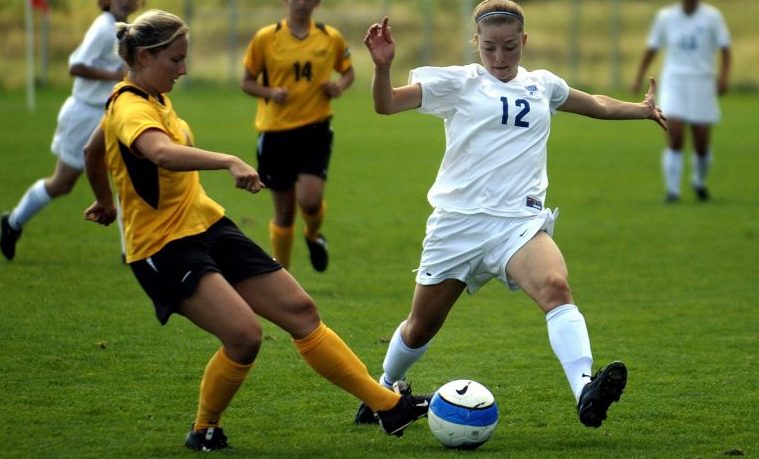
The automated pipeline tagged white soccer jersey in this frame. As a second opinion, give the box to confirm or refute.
[647,2,730,78]
[68,12,122,106]
[411,64,569,217]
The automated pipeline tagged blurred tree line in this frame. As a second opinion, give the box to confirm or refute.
[3,0,758,92]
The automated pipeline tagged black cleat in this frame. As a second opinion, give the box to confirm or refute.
[577,361,627,428]
[306,234,329,273]
[355,380,413,425]
[185,424,230,452]
[1,212,22,261]
[376,382,431,437]
[305,234,329,272]
[693,185,710,201]
[664,192,680,203]
[354,401,379,425]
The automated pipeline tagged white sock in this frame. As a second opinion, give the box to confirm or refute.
[379,320,429,388]
[546,304,593,401]
[692,151,712,188]
[9,179,52,229]
[661,148,683,196]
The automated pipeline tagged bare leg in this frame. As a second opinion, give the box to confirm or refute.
[690,123,713,199]
[507,231,592,401]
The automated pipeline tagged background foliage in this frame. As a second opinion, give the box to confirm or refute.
[2,0,759,91]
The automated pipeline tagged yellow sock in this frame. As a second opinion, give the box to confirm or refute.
[302,201,326,241]
[194,348,253,431]
[294,322,400,412]
[269,221,294,270]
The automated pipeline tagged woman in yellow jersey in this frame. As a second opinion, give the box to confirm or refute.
[241,0,355,272]
[82,9,426,452]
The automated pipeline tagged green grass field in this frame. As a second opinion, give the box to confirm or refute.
[0,85,757,458]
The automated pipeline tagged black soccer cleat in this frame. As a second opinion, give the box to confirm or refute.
[577,361,627,428]
[664,192,680,203]
[693,184,710,201]
[355,380,413,425]
[354,401,379,425]
[185,424,230,452]
[305,234,329,272]
[376,382,431,437]
[1,212,22,261]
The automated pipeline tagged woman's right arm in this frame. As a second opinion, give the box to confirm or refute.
[631,48,658,94]
[69,63,125,82]
[83,124,117,225]
[364,17,421,115]
[241,69,288,104]
[134,129,266,193]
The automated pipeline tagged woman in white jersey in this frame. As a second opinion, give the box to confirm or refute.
[356,0,666,429]
[1,0,141,261]
[632,0,731,202]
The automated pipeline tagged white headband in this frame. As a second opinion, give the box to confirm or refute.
[475,11,524,25]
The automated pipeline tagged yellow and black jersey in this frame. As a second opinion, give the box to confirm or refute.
[103,81,224,263]
[243,19,352,132]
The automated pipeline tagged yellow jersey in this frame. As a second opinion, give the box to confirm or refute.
[103,81,224,263]
[243,19,352,132]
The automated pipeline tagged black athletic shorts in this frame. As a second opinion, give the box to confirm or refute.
[256,119,334,191]
[129,217,281,325]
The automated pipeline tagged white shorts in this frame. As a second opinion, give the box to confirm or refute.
[415,207,559,293]
[659,73,720,124]
[50,96,104,170]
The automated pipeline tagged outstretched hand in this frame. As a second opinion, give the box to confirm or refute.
[364,17,395,67]
[84,201,116,226]
[643,77,667,131]
[229,158,265,194]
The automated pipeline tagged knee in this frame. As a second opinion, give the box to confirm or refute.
[224,322,263,363]
[290,295,319,318]
[300,200,322,216]
[293,296,320,325]
[283,296,321,337]
[538,273,572,307]
[403,317,439,349]
[45,179,75,198]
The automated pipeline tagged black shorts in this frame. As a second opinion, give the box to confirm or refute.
[256,119,334,191]
[129,217,281,325]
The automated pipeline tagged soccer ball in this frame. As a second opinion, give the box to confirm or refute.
[427,379,499,449]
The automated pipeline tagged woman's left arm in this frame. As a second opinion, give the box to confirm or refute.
[323,67,355,99]
[559,77,666,130]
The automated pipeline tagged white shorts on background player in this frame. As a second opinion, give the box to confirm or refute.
[52,11,123,170]
[659,73,720,124]
[51,97,104,170]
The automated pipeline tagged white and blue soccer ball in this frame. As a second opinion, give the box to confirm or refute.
[427,379,499,449]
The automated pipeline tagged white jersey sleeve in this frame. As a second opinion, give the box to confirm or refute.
[713,8,731,49]
[68,12,123,106]
[409,65,471,118]
[646,9,668,50]
[533,69,570,114]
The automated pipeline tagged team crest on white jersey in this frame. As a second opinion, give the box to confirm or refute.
[526,195,543,210]
[525,84,538,96]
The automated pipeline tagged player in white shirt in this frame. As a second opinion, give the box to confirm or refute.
[1,0,140,261]
[633,0,731,202]
[356,0,666,429]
